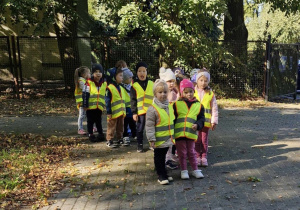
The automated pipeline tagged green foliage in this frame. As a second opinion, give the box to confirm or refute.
[247,3,300,43]
[98,0,226,69]
[256,0,300,15]
[0,0,78,34]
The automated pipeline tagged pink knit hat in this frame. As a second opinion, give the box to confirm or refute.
[180,79,194,94]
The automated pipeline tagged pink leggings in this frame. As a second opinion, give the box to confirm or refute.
[195,127,209,159]
[176,140,198,170]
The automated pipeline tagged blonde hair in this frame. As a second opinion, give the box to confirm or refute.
[154,82,169,96]
[74,66,90,88]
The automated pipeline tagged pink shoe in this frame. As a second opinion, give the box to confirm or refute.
[201,158,208,167]
[78,129,86,135]
[197,157,201,167]
[93,127,97,133]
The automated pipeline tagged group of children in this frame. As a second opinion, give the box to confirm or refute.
[74,61,218,185]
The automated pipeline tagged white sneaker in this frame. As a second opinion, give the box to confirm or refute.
[181,170,189,179]
[167,176,173,182]
[192,170,204,179]
[158,178,169,185]
[123,137,130,146]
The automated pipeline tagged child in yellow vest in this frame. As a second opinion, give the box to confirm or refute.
[130,62,154,152]
[173,79,205,179]
[74,66,91,135]
[146,79,174,185]
[194,70,218,167]
[121,66,136,146]
[159,67,179,169]
[84,64,107,142]
[105,68,126,148]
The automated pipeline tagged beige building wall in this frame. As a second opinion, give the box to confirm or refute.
[0,6,92,82]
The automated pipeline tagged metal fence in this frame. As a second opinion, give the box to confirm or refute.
[0,36,268,99]
[267,43,299,100]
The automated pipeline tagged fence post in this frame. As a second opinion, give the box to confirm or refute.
[11,36,20,99]
[265,35,271,101]
[16,37,24,98]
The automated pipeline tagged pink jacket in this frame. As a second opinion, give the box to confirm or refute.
[195,87,218,125]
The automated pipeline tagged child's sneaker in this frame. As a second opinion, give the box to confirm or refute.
[78,129,86,135]
[96,133,105,142]
[166,160,178,170]
[158,178,169,185]
[197,157,201,167]
[123,137,130,146]
[137,144,143,152]
[117,139,124,145]
[89,134,96,142]
[106,140,117,148]
[181,170,189,179]
[167,176,173,182]
[191,170,204,179]
[201,158,208,167]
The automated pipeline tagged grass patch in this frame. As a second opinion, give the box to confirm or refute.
[0,133,88,209]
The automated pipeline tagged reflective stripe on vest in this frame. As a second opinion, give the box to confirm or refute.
[194,89,214,128]
[133,81,154,115]
[152,103,175,146]
[87,81,107,111]
[107,84,126,119]
[74,78,86,108]
[174,101,201,141]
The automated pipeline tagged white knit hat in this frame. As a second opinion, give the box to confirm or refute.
[196,71,210,83]
[159,67,176,82]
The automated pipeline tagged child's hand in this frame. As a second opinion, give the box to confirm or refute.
[211,123,217,131]
[192,124,197,131]
[133,114,138,121]
[107,114,112,120]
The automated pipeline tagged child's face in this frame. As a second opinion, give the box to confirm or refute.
[137,67,147,81]
[166,79,175,91]
[182,88,194,100]
[93,70,102,82]
[123,77,132,84]
[116,72,123,84]
[155,86,167,102]
[197,76,209,89]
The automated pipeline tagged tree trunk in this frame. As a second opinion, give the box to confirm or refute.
[224,0,248,60]
[54,0,91,90]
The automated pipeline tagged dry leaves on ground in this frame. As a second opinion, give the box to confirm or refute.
[0,133,88,209]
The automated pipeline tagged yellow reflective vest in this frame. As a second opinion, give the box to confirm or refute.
[87,80,107,111]
[74,77,86,108]
[132,80,154,115]
[152,103,175,146]
[107,84,126,119]
[123,88,131,108]
[174,100,201,141]
[194,89,214,128]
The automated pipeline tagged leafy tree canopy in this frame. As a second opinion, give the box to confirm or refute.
[97,0,226,68]
[247,3,300,43]
[0,0,78,34]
